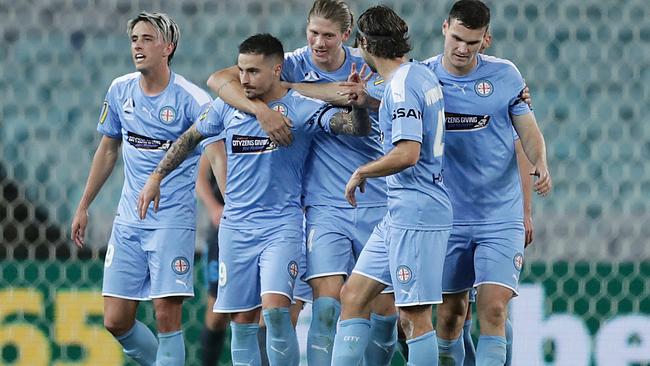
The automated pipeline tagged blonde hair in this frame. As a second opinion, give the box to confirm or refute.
[307,0,353,34]
[127,12,180,64]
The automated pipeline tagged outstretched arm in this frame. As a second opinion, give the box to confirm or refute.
[207,66,293,146]
[71,135,121,248]
[138,125,204,219]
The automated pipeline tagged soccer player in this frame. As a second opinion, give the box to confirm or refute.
[195,150,230,366]
[332,6,451,366]
[70,12,212,366]
[422,1,552,365]
[138,33,371,366]
[206,2,398,365]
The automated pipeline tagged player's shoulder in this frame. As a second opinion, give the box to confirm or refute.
[284,45,310,63]
[392,62,438,90]
[421,54,443,68]
[346,46,365,63]
[478,54,522,77]
[108,72,140,93]
[172,73,212,106]
[286,89,325,110]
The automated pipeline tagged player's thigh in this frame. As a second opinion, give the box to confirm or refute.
[473,222,525,295]
[146,228,196,298]
[102,223,150,300]
[351,215,392,289]
[304,205,355,280]
[442,225,475,293]
[389,227,450,307]
[259,227,303,302]
[214,226,262,313]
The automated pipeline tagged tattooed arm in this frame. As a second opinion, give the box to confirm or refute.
[137,125,204,219]
[328,105,370,136]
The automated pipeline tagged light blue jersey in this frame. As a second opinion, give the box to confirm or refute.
[97,72,212,229]
[379,62,452,230]
[422,54,531,224]
[196,90,342,230]
[282,45,386,207]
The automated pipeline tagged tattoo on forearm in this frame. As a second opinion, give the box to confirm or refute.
[154,127,203,177]
[329,107,370,136]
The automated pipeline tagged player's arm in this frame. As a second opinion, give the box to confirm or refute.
[71,135,121,248]
[203,140,227,198]
[327,105,371,136]
[196,154,224,227]
[345,140,420,206]
[138,125,204,219]
[207,66,292,146]
[515,139,534,246]
[284,81,381,110]
[512,113,552,196]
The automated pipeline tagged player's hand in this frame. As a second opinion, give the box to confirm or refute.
[337,63,373,108]
[138,174,163,219]
[521,85,533,109]
[524,214,534,247]
[71,208,89,248]
[255,106,293,147]
[530,165,552,196]
[345,169,366,207]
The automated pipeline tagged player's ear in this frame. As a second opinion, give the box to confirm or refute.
[163,42,175,57]
[274,62,282,78]
[442,19,449,36]
[341,27,351,43]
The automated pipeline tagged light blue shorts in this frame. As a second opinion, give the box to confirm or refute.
[102,223,195,300]
[442,222,525,296]
[304,205,386,281]
[214,224,302,313]
[353,215,449,307]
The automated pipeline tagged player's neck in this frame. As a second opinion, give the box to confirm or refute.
[441,55,478,77]
[374,56,407,81]
[260,82,289,104]
[139,65,172,96]
[314,47,346,72]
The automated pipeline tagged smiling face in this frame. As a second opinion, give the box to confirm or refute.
[442,18,487,75]
[130,20,174,74]
[306,15,350,71]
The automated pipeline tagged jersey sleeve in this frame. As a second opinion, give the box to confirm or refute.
[389,72,424,144]
[96,88,122,138]
[195,99,226,138]
[187,89,213,123]
[507,64,531,116]
[307,103,348,135]
[199,132,225,153]
[281,50,302,83]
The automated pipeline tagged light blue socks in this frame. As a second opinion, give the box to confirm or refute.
[476,335,506,366]
[363,313,398,366]
[332,318,371,366]
[231,322,262,366]
[156,330,185,366]
[463,319,476,366]
[438,334,465,365]
[307,297,341,366]
[263,307,300,366]
[115,320,158,366]
[406,330,438,366]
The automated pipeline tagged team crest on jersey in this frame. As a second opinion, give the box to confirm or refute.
[171,256,190,275]
[99,101,109,124]
[513,252,524,271]
[396,265,412,284]
[474,80,493,97]
[271,103,288,116]
[159,106,177,124]
[287,261,299,279]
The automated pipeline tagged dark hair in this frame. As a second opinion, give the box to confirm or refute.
[448,0,490,30]
[238,33,284,63]
[356,5,411,58]
[307,0,354,34]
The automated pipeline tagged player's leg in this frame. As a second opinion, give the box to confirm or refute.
[505,303,513,366]
[304,205,355,365]
[214,226,263,366]
[259,227,303,366]
[148,227,196,366]
[474,222,524,366]
[202,229,229,366]
[332,216,391,366]
[389,227,449,366]
[437,226,475,365]
[462,290,477,366]
[102,224,157,366]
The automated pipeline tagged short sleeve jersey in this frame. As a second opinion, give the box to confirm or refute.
[282,45,386,207]
[422,54,531,224]
[97,72,212,229]
[196,90,342,229]
[379,62,452,230]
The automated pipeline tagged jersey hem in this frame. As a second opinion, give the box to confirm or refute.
[474,281,519,297]
[395,300,443,307]
[114,220,196,231]
[102,293,150,301]
[213,304,262,313]
[351,270,393,287]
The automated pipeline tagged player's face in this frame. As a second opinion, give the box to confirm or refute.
[306,16,350,68]
[130,21,173,73]
[238,53,280,99]
[357,38,377,73]
[442,18,486,74]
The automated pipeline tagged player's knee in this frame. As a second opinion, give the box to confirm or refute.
[479,302,507,327]
[206,312,230,331]
[104,317,133,337]
[339,283,370,311]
